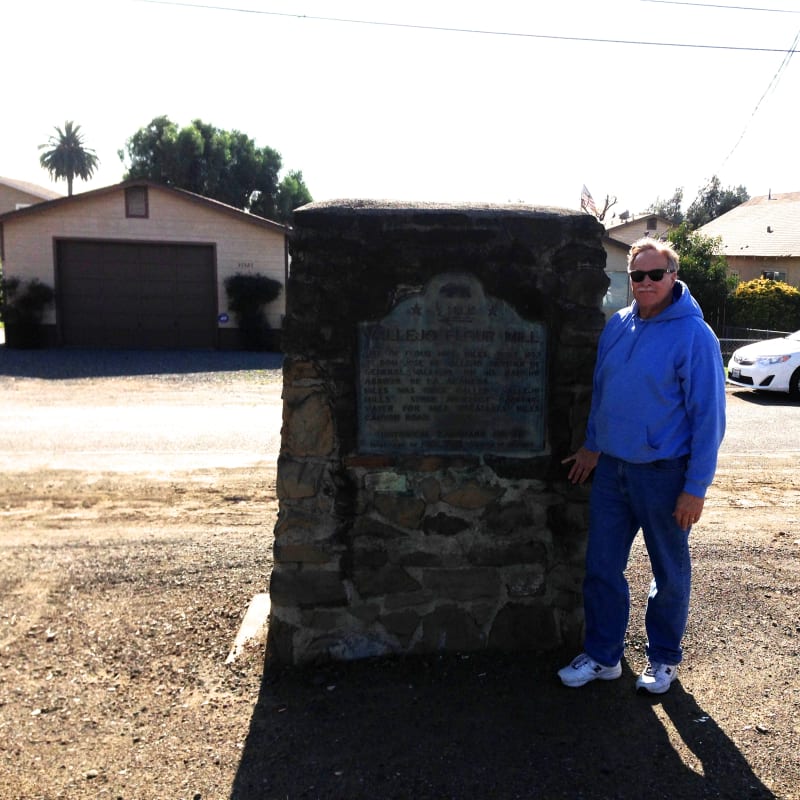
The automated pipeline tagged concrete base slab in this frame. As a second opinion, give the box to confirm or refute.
[226,593,271,664]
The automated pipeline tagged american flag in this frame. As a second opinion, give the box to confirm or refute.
[580,185,597,216]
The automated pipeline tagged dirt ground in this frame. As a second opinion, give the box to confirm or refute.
[1,381,799,799]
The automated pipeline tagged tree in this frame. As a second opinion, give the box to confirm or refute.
[685,175,749,230]
[38,121,99,196]
[667,223,733,332]
[273,170,313,221]
[119,117,311,224]
[648,187,684,226]
[594,194,617,222]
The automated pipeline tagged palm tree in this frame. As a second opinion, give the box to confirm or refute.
[38,121,99,195]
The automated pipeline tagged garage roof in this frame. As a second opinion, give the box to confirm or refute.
[0,179,287,234]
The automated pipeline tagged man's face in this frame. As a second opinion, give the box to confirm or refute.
[629,248,677,320]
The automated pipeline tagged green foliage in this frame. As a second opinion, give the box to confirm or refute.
[648,187,684,225]
[39,121,99,196]
[647,177,750,231]
[119,116,312,223]
[1,277,56,348]
[273,170,313,221]
[1,277,55,323]
[727,278,800,332]
[685,175,749,230]
[223,273,283,350]
[667,224,733,331]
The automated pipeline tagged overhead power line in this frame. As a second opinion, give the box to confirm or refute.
[643,1,800,14]
[716,26,800,172]
[136,0,798,54]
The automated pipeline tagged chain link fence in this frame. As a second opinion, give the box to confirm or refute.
[719,327,793,362]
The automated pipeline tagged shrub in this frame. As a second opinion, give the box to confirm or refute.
[1,277,56,348]
[727,278,800,332]
[223,272,283,350]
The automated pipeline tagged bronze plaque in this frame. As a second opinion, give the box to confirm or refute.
[358,273,546,455]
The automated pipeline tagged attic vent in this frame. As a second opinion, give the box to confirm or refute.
[125,186,149,219]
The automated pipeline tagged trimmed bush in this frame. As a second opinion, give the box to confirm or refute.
[1,277,55,349]
[223,272,283,350]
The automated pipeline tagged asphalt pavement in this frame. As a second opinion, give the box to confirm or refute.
[0,347,284,472]
[1,345,799,472]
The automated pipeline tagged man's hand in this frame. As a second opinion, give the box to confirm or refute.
[674,491,705,530]
[562,447,600,485]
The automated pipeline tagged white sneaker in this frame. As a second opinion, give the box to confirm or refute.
[558,652,622,688]
[636,662,678,694]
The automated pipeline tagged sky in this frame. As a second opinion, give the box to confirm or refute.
[3,0,799,220]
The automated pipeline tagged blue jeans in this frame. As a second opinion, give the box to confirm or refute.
[583,453,692,667]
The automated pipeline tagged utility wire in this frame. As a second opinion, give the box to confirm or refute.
[716,26,800,173]
[136,0,798,53]
[643,1,800,14]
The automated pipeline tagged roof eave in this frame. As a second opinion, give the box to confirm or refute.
[0,179,287,234]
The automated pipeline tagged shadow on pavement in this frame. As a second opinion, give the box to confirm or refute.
[729,389,800,407]
[0,346,283,379]
[231,650,775,800]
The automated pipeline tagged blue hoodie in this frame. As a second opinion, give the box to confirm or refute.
[584,280,726,498]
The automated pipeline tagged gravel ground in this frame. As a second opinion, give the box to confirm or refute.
[1,347,799,800]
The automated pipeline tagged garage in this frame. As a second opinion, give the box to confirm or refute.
[57,239,217,349]
[0,180,288,350]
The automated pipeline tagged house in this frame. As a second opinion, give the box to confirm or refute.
[604,212,673,246]
[0,176,62,214]
[602,235,634,319]
[697,192,800,289]
[0,180,287,349]
[600,213,673,319]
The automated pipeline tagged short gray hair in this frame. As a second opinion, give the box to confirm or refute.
[627,237,679,273]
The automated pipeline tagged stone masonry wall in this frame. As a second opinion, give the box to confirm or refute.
[268,200,608,664]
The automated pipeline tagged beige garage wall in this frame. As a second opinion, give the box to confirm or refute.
[2,185,286,329]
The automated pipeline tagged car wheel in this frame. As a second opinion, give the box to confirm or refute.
[790,368,800,400]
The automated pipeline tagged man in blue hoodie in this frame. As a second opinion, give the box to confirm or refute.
[558,237,726,694]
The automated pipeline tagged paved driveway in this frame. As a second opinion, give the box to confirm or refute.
[719,387,800,458]
[0,348,284,472]
[2,347,799,472]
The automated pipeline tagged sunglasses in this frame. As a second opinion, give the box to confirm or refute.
[628,268,675,283]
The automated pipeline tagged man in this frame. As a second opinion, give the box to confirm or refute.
[559,237,726,694]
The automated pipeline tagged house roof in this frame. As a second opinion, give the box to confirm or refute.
[603,235,631,253]
[0,176,63,201]
[0,179,287,234]
[604,212,672,234]
[698,191,800,258]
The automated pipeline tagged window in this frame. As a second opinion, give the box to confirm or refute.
[761,270,787,282]
[125,186,148,218]
[646,216,657,231]
[603,271,632,318]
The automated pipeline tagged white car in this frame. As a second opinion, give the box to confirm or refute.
[727,330,800,398]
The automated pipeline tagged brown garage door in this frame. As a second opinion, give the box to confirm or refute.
[57,240,217,348]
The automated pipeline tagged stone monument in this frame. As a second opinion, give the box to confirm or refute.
[269,200,608,664]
